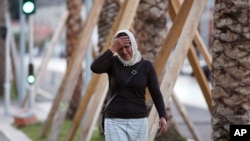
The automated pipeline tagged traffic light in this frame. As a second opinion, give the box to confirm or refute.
[27,63,36,85]
[22,0,36,15]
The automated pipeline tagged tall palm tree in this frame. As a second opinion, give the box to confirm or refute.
[0,0,7,95]
[97,0,120,53]
[132,0,168,62]
[0,0,7,96]
[65,0,83,119]
[212,0,250,140]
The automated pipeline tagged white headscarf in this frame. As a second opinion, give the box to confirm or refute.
[112,30,141,66]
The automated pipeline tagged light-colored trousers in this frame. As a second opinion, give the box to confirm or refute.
[104,118,148,141]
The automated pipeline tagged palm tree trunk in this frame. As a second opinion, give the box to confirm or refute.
[0,0,7,96]
[212,0,250,140]
[133,0,169,62]
[98,0,120,53]
[65,0,83,119]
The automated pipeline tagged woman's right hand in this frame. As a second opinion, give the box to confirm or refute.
[109,36,130,53]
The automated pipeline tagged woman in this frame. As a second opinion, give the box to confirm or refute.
[91,29,167,141]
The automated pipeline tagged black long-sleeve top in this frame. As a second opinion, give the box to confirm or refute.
[91,49,167,119]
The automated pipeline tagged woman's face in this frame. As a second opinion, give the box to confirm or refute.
[117,45,132,61]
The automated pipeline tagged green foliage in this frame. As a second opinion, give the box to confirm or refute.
[91,129,105,141]
[167,128,187,141]
[17,122,47,141]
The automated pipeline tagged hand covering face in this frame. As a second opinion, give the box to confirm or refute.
[112,30,141,66]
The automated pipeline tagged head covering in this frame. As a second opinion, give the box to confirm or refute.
[112,29,141,66]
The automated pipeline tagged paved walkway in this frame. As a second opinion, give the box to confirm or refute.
[171,103,211,141]
[173,67,212,141]
[0,102,32,141]
[0,101,52,141]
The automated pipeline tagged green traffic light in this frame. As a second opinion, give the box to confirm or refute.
[23,1,35,14]
[27,75,36,84]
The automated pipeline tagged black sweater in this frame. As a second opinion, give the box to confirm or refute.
[91,49,166,119]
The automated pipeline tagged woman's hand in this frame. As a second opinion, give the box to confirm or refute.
[159,117,168,135]
[109,36,130,53]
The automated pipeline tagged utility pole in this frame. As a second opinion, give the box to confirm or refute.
[21,0,36,110]
[20,0,36,107]
[13,0,38,127]
[27,14,35,112]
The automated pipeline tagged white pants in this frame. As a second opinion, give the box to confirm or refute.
[104,118,148,141]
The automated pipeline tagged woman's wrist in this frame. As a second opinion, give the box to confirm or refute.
[109,48,115,54]
[160,116,168,121]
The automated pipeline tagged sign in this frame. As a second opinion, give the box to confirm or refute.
[230,125,250,141]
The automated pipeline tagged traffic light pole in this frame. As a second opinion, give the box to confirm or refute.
[28,16,33,65]
[19,0,36,111]
[28,15,35,112]
[12,0,38,126]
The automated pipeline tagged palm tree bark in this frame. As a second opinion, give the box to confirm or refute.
[66,0,83,119]
[0,0,7,96]
[212,0,250,140]
[98,0,120,53]
[133,0,168,62]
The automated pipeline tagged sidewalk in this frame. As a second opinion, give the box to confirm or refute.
[171,103,211,141]
[173,69,212,141]
[0,101,52,141]
[0,102,32,141]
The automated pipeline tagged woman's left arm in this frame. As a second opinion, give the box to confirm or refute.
[147,62,168,134]
[147,62,166,118]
